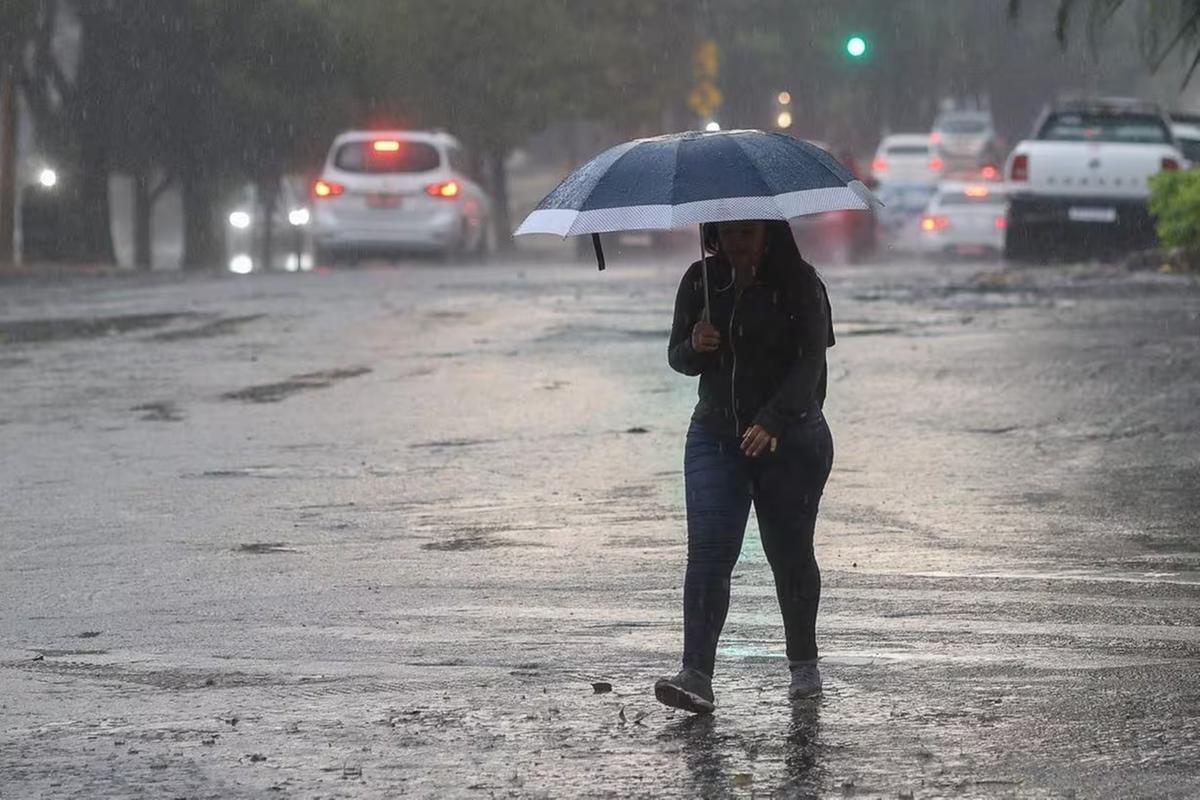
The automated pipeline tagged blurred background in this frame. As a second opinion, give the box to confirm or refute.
[2,0,1200,272]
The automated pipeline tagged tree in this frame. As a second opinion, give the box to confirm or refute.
[19,0,118,264]
[1011,0,1200,83]
[0,0,37,265]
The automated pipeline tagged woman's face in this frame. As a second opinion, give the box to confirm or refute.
[717,221,767,270]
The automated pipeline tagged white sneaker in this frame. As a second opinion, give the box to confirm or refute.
[788,660,822,699]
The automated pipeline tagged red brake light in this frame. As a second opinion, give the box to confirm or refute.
[994,216,1008,230]
[929,157,944,171]
[1010,154,1029,182]
[981,165,999,180]
[1162,157,1180,172]
[872,157,887,173]
[373,140,401,152]
[312,179,344,198]
[920,215,949,232]
[425,180,460,199]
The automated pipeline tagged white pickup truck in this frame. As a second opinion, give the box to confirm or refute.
[1003,99,1184,260]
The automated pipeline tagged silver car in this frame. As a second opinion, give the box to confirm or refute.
[311,130,491,263]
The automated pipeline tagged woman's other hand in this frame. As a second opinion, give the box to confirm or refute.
[691,320,721,353]
[740,424,777,458]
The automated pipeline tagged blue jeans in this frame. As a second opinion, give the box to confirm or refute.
[681,416,833,675]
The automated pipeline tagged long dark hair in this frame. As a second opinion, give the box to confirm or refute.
[700,220,813,287]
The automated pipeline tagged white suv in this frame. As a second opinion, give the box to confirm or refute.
[311,130,491,262]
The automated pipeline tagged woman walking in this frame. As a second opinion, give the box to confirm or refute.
[655,219,836,715]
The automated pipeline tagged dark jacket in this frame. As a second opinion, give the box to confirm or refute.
[668,255,834,440]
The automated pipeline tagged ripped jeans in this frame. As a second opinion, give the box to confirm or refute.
[681,415,833,676]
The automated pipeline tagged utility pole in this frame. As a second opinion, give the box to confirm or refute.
[0,64,17,265]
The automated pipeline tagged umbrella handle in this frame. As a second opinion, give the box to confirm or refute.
[698,224,711,321]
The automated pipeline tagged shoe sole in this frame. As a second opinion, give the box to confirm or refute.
[788,687,823,700]
[655,681,715,715]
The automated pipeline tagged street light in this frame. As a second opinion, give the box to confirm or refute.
[845,35,868,58]
[38,168,57,189]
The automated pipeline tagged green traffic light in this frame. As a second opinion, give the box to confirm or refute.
[846,36,867,58]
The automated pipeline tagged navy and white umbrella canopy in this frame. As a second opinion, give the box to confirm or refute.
[514,129,880,239]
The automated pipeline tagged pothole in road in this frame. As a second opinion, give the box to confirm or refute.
[222,366,371,403]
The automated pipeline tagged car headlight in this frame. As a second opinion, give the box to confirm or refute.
[288,207,310,226]
[229,211,251,229]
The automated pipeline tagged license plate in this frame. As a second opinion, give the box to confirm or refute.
[1068,206,1117,223]
[366,193,404,209]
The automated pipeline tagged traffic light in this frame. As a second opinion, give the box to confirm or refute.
[845,35,868,58]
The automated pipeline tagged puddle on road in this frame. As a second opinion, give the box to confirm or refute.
[235,542,302,555]
[131,401,184,422]
[149,314,265,342]
[0,312,193,344]
[410,437,504,449]
[187,464,392,480]
[222,366,371,403]
[535,324,671,344]
[419,525,554,551]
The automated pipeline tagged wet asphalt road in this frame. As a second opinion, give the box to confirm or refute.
[1,252,1198,799]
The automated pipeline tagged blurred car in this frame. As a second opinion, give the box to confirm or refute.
[225,176,312,273]
[1171,122,1200,167]
[791,209,876,263]
[871,134,941,185]
[311,130,491,263]
[790,139,877,263]
[873,181,938,253]
[932,110,999,174]
[917,182,1008,257]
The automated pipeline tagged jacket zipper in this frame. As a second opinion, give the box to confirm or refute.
[729,290,741,437]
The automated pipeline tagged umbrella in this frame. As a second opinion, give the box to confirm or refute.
[513,128,880,315]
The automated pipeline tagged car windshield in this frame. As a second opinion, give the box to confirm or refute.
[878,185,936,209]
[887,145,929,156]
[334,141,441,173]
[939,118,989,134]
[1038,112,1171,143]
[1178,139,1200,163]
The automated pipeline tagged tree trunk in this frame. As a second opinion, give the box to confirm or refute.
[181,173,223,270]
[132,169,153,271]
[72,4,116,264]
[487,147,513,252]
[258,178,278,272]
[0,66,16,265]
